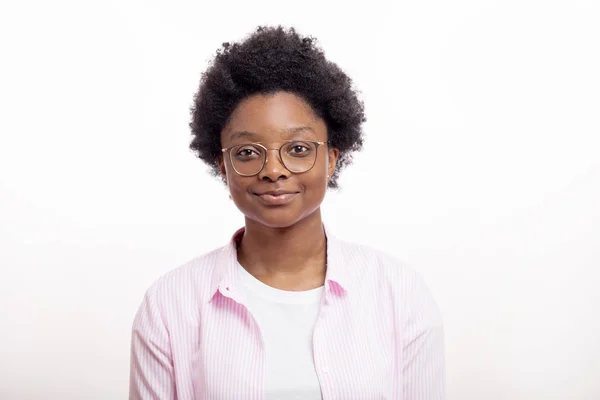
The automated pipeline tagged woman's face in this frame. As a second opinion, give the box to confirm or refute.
[219,91,339,229]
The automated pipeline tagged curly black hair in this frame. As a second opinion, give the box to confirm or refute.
[189,25,366,189]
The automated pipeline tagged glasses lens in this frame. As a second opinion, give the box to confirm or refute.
[231,144,266,176]
[230,141,319,176]
[281,141,318,173]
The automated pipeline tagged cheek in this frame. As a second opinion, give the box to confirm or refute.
[228,177,249,198]
[229,185,253,214]
[303,172,328,199]
[224,163,245,192]
[227,177,260,215]
[313,154,331,186]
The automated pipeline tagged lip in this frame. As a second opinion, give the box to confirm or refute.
[254,190,299,205]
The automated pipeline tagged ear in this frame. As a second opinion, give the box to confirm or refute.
[217,155,227,181]
[327,147,339,179]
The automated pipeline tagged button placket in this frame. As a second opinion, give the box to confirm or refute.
[225,284,267,394]
[314,291,334,398]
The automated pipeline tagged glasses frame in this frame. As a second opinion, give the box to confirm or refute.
[221,140,329,177]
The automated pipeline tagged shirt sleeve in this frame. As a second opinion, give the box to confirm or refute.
[401,274,446,399]
[129,290,176,400]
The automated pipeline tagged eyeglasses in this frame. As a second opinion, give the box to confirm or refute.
[221,140,328,177]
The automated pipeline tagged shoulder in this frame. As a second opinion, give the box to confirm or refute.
[337,238,443,326]
[336,238,422,289]
[139,244,228,315]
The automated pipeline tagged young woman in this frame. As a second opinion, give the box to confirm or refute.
[129,26,446,400]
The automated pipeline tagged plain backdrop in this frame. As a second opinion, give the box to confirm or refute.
[1,0,599,399]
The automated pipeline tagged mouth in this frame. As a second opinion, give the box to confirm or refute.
[254,191,299,205]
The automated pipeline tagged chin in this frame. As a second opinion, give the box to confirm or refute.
[233,192,322,229]
[245,203,323,230]
[248,212,304,229]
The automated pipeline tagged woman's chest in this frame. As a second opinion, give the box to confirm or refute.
[180,293,396,399]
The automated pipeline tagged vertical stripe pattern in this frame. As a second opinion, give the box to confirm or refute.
[129,227,446,399]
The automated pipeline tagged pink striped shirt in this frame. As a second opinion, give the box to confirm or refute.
[129,227,446,399]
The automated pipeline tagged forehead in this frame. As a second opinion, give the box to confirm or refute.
[221,92,327,143]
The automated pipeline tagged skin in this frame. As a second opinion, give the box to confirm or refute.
[218,91,339,291]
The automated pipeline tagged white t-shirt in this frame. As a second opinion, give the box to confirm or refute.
[238,262,325,400]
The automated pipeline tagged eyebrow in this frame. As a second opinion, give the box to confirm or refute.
[282,126,314,136]
[229,131,256,141]
[228,126,315,141]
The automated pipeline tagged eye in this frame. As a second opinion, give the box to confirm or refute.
[234,146,261,160]
[238,149,256,156]
[291,145,308,153]
[286,142,313,157]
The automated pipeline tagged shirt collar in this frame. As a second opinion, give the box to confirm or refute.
[208,224,351,303]
[322,224,351,294]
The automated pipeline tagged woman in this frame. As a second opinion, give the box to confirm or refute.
[130,26,445,399]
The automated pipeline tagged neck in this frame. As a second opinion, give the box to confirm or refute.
[237,210,327,285]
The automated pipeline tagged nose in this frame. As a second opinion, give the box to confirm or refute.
[258,148,290,182]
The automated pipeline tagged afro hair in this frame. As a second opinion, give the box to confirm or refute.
[189,25,366,189]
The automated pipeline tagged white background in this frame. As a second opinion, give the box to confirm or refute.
[1,0,599,399]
